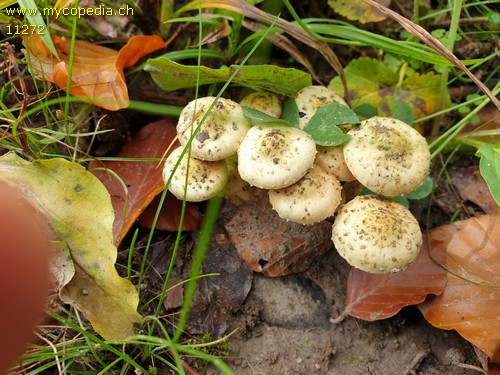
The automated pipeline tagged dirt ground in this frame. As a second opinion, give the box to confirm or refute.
[222,248,483,375]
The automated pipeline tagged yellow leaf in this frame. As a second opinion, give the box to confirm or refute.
[328,0,389,24]
[0,153,142,340]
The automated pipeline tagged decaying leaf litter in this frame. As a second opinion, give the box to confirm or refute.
[1,0,499,373]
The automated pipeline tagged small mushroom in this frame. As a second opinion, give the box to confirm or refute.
[294,85,348,129]
[332,195,422,274]
[237,125,317,189]
[269,164,342,224]
[224,155,262,204]
[315,145,356,182]
[240,92,282,118]
[177,97,251,161]
[343,116,431,196]
[163,146,229,202]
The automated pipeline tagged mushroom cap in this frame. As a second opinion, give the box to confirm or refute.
[294,85,348,129]
[237,125,317,189]
[163,146,229,202]
[343,116,431,196]
[315,145,356,182]
[332,195,422,274]
[269,164,342,224]
[177,97,251,161]
[240,92,282,118]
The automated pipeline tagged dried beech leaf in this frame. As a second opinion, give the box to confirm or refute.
[0,153,142,340]
[90,119,202,244]
[328,0,389,23]
[186,226,253,337]
[451,166,500,215]
[137,193,203,232]
[334,242,447,322]
[224,198,332,277]
[419,215,500,364]
[427,215,500,286]
[24,34,164,110]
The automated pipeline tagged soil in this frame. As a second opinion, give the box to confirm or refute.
[221,249,483,375]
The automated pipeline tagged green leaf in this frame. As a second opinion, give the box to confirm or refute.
[476,144,500,206]
[303,102,358,146]
[281,99,300,128]
[242,106,290,126]
[353,103,377,119]
[329,57,449,119]
[0,153,142,340]
[144,57,312,96]
[404,176,433,200]
[358,177,433,206]
[391,97,414,125]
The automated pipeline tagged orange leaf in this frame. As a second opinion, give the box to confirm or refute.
[25,34,164,110]
[332,241,447,323]
[90,119,202,244]
[418,215,500,364]
[224,197,332,277]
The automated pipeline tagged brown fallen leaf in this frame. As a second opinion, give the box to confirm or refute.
[138,192,203,232]
[186,225,253,337]
[224,197,333,277]
[451,165,500,215]
[418,215,500,364]
[90,119,202,244]
[24,34,165,110]
[331,240,447,323]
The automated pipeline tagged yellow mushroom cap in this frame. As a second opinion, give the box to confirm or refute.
[294,85,348,130]
[332,195,422,274]
[269,165,342,224]
[343,116,431,196]
[237,125,316,189]
[240,92,282,119]
[163,147,228,202]
[315,145,356,182]
[177,97,251,161]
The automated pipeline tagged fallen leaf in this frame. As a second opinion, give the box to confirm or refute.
[329,57,449,119]
[332,241,447,322]
[419,215,500,364]
[0,153,142,340]
[186,225,253,337]
[328,0,389,23]
[24,34,164,110]
[224,198,333,277]
[451,165,500,214]
[90,119,203,244]
[137,192,203,232]
[163,278,185,310]
[145,58,312,96]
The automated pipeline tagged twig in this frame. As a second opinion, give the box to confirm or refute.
[402,349,430,375]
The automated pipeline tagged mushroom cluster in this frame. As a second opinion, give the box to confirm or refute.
[163,87,431,274]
